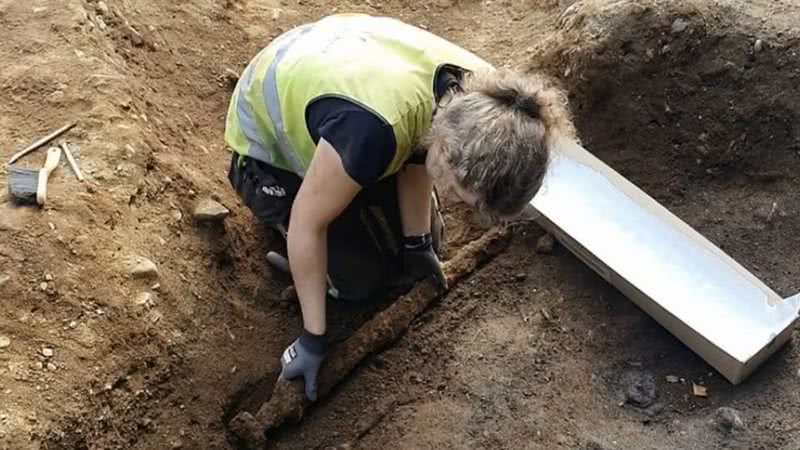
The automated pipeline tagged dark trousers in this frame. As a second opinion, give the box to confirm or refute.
[227,152,405,300]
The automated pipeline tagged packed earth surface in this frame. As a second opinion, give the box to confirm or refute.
[2,0,800,449]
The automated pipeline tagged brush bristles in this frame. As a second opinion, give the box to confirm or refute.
[8,166,40,204]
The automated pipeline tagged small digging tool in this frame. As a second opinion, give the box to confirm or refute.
[7,122,75,165]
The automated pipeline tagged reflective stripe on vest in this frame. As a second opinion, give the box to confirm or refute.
[235,24,312,175]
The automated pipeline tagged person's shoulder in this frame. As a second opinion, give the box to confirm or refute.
[307,96,398,186]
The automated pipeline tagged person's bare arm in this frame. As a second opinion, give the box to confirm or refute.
[397,163,432,236]
[287,137,361,335]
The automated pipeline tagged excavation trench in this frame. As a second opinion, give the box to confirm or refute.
[7,1,800,449]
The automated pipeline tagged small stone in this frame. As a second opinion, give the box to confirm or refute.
[0,336,10,349]
[279,285,297,302]
[0,274,9,288]
[42,347,54,357]
[96,1,109,15]
[671,18,689,34]
[35,362,44,370]
[514,272,527,282]
[712,407,745,432]
[406,371,423,384]
[129,256,159,279]
[152,283,161,290]
[68,321,78,329]
[171,210,183,221]
[39,282,48,291]
[754,39,763,53]
[44,274,53,282]
[135,292,155,307]
[536,234,555,254]
[622,370,657,408]
[665,375,680,383]
[193,199,229,222]
[125,24,145,47]
[47,363,57,371]
[271,8,281,20]
[222,68,240,87]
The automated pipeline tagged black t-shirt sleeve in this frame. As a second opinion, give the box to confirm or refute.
[305,97,397,186]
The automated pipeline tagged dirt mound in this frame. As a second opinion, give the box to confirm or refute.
[531,0,800,294]
[2,0,800,449]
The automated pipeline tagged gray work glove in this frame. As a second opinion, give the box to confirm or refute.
[279,329,327,402]
[398,233,448,290]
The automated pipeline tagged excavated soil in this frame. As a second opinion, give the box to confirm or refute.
[2,0,800,449]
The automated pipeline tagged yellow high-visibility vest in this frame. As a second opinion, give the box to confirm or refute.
[224,13,494,178]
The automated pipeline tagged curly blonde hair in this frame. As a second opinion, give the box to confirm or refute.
[424,68,576,220]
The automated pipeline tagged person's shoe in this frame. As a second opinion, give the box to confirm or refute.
[266,250,340,299]
[267,251,290,273]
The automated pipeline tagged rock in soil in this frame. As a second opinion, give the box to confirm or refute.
[0,336,10,349]
[0,274,9,288]
[712,407,746,432]
[129,256,159,279]
[193,198,230,222]
[536,233,556,254]
[279,285,297,302]
[671,17,689,33]
[622,370,657,408]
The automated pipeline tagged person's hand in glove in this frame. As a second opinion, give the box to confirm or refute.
[398,233,448,290]
[279,329,327,402]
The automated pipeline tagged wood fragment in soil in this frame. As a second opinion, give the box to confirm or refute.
[227,226,511,449]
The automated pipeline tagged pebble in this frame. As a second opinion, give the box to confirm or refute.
[222,68,240,87]
[47,363,57,371]
[135,292,155,307]
[0,336,10,349]
[754,39,763,53]
[712,407,745,432]
[514,272,527,282]
[536,234,555,254]
[0,274,8,288]
[193,199,229,222]
[622,370,657,408]
[68,321,78,329]
[406,371,423,384]
[129,256,159,279]
[42,347,54,358]
[279,285,297,302]
[39,282,48,292]
[671,18,689,34]
[96,1,109,15]
[665,375,680,383]
[44,274,53,281]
